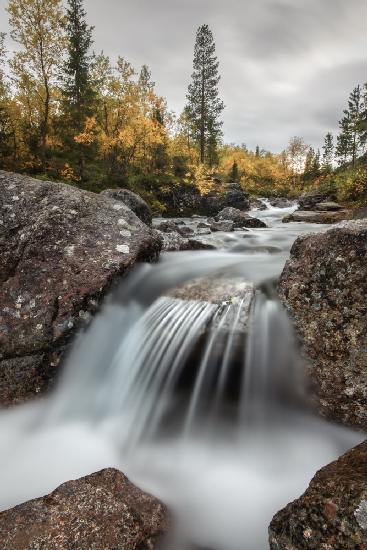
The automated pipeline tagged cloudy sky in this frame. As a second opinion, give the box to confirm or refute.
[3,0,367,152]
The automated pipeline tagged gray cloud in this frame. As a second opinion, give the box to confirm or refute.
[2,0,367,152]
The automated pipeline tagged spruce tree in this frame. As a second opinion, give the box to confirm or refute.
[322,132,334,172]
[336,86,363,167]
[186,24,224,165]
[61,0,95,177]
[229,159,239,182]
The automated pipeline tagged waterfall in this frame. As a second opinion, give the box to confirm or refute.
[0,226,363,550]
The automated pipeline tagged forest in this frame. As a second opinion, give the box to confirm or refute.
[0,0,367,211]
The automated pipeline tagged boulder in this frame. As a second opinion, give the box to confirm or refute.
[215,207,267,229]
[315,201,344,211]
[250,198,268,210]
[177,225,195,237]
[282,210,348,224]
[269,198,294,208]
[278,220,367,428]
[101,188,152,226]
[154,220,178,233]
[0,171,161,405]
[156,230,188,252]
[298,190,336,211]
[0,468,169,549]
[210,220,234,232]
[269,440,367,550]
[187,237,218,250]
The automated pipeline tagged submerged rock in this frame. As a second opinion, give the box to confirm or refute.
[269,198,294,208]
[0,171,161,405]
[101,188,152,225]
[215,207,267,229]
[269,440,367,550]
[279,220,367,429]
[210,220,234,232]
[0,468,169,549]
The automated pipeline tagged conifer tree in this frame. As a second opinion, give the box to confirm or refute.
[229,159,239,182]
[322,132,334,172]
[186,24,224,165]
[61,0,95,177]
[336,85,363,167]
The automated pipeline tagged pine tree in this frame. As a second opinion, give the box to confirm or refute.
[61,0,95,177]
[322,132,334,172]
[186,24,224,165]
[303,147,315,179]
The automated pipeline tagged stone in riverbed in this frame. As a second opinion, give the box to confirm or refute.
[315,201,344,211]
[210,220,234,232]
[215,207,267,229]
[101,188,152,225]
[278,220,367,429]
[298,189,337,211]
[269,440,367,550]
[0,468,169,549]
[282,209,348,224]
[0,171,161,405]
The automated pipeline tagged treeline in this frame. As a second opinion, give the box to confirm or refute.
[0,0,365,207]
[0,0,296,208]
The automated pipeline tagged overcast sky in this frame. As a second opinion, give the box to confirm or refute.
[2,0,367,152]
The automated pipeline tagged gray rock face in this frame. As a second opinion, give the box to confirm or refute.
[278,220,367,428]
[269,441,367,550]
[101,188,152,226]
[269,198,294,208]
[215,207,267,229]
[282,210,348,224]
[156,230,189,252]
[0,468,169,549]
[210,220,234,232]
[0,171,161,405]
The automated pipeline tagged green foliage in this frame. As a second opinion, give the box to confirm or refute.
[334,167,367,205]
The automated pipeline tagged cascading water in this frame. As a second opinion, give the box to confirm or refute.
[0,202,364,550]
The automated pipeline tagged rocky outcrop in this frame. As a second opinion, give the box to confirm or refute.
[278,220,367,428]
[100,188,152,226]
[0,468,169,549]
[282,209,348,224]
[215,207,267,229]
[298,190,337,211]
[269,440,367,550]
[0,171,161,405]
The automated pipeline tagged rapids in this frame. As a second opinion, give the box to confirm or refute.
[0,201,363,550]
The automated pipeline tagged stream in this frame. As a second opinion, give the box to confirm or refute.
[0,201,363,549]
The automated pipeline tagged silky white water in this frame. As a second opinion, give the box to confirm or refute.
[0,202,363,550]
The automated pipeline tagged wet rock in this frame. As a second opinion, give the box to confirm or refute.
[269,440,367,550]
[269,198,294,208]
[169,277,254,306]
[278,220,367,428]
[298,190,337,211]
[250,198,268,210]
[177,225,195,237]
[0,468,169,549]
[282,210,348,224]
[101,188,152,225]
[210,220,234,232]
[201,183,250,216]
[197,222,212,229]
[155,220,179,233]
[0,171,161,405]
[353,207,367,219]
[315,201,344,211]
[156,230,188,252]
[215,207,267,229]
[187,237,218,250]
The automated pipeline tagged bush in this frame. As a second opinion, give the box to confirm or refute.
[334,168,367,205]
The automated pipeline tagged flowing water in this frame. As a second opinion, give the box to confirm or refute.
[0,201,363,549]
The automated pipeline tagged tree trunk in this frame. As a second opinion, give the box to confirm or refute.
[200,66,205,164]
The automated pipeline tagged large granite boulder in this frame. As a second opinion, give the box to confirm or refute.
[0,171,161,405]
[278,220,367,429]
[269,440,367,550]
[215,207,267,229]
[100,188,152,226]
[0,468,169,549]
